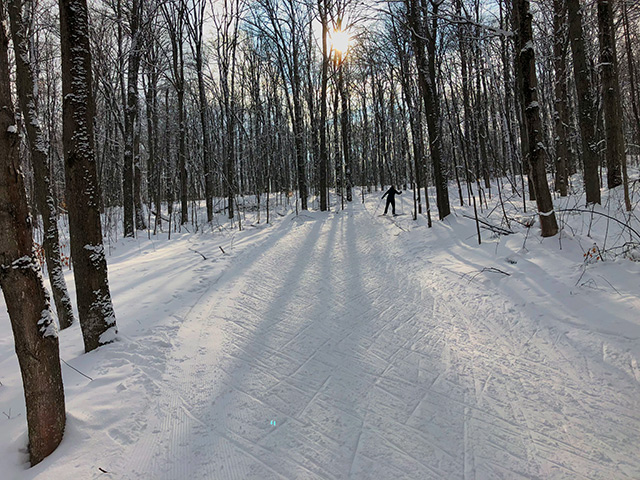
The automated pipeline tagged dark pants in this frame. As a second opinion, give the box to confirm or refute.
[384,198,395,215]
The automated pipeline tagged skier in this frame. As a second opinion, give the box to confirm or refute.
[381,185,402,215]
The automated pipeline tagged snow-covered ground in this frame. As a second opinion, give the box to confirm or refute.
[1,182,640,479]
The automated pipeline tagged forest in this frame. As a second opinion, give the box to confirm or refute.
[1,0,640,476]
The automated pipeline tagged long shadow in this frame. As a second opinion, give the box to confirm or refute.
[183,214,337,478]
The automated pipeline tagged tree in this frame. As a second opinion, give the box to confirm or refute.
[552,0,570,196]
[7,0,75,329]
[185,0,214,222]
[405,0,450,220]
[596,0,631,210]
[317,0,330,211]
[162,0,189,225]
[59,0,117,352]
[566,0,601,205]
[123,0,144,236]
[0,10,66,465]
[212,0,243,220]
[513,0,559,237]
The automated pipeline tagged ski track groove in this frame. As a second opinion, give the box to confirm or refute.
[116,203,640,479]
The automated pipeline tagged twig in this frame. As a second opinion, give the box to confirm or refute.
[556,208,640,241]
[462,214,514,235]
[597,275,622,295]
[61,359,93,381]
[469,267,511,281]
[219,246,227,255]
[188,247,207,260]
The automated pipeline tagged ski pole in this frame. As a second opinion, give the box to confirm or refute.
[373,196,383,216]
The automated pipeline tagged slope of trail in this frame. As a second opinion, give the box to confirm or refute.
[118,202,639,479]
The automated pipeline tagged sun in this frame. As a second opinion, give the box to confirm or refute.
[331,29,350,55]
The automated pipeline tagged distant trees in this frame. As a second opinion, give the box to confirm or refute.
[5,0,632,244]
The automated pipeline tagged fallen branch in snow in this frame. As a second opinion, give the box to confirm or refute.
[98,467,109,474]
[188,247,207,260]
[219,246,227,255]
[468,267,511,282]
[462,214,514,236]
[61,359,93,381]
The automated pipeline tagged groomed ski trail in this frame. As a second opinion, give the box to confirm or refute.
[119,202,640,479]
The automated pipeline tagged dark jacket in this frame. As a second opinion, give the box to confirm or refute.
[382,187,402,202]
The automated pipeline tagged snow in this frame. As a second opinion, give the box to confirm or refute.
[6,125,17,134]
[0,182,639,479]
[38,308,58,339]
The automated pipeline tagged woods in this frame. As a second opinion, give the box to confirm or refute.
[5,0,636,229]
[1,0,640,467]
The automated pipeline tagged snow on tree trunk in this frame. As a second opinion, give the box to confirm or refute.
[59,0,117,352]
[596,0,624,191]
[7,0,75,330]
[0,15,66,465]
[566,0,601,205]
[513,0,559,237]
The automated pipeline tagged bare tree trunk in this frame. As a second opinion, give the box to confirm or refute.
[622,1,640,154]
[567,0,601,204]
[405,0,450,220]
[513,0,559,237]
[7,0,75,329]
[553,0,569,196]
[338,51,353,203]
[0,14,66,465]
[318,0,329,211]
[597,0,626,196]
[186,0,213,222]
[59,0,117,352]
[134,128,146,230]
[123,0,142,237]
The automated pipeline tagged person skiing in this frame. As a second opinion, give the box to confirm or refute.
[381,185,402,215]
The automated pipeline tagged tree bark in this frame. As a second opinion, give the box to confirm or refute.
[59,0,117,352]
[339,55,353,203]
[567,0,601,204]
[123,0,142,237]
[0,14,66,465]
[317,0,329,211]
[596,0,624,191]
[513,0,559,237]
[405,0,450,220]
[7,0,75,329]
[553,0,570,196]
